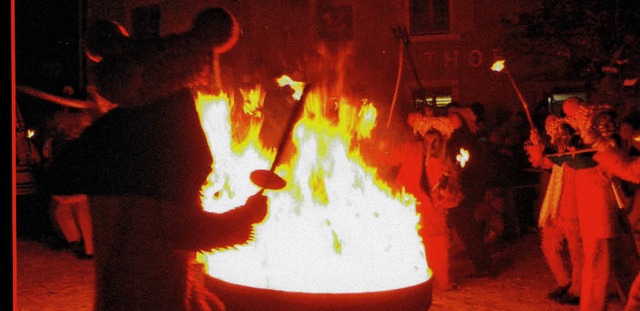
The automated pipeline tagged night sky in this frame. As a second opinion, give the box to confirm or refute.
[14,0,84,139]
[15,0,82,91]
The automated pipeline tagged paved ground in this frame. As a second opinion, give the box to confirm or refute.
[15,232,627,311]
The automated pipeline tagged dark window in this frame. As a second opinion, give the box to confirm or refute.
[410,0,450,35]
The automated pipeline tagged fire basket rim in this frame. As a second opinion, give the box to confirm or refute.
[205,274,433,311]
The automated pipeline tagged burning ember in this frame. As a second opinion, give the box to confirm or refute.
[195,76,430,294]
[456,148,470,168]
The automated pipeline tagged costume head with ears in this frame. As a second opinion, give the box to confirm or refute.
[84,7,240,108]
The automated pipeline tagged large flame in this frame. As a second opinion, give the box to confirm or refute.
[196,78,430,294]
[196,91,274,212]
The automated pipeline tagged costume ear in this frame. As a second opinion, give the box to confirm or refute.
[85,20,131,62]
[188,7,240,54]
[88,8,240,108]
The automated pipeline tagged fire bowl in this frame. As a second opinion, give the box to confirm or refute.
[205,275,432,311]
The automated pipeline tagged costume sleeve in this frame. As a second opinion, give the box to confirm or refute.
[593,146,640,184]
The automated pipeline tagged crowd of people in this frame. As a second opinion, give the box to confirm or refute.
[16,88,640,310]
[16,101,95,260]
[17,94,640,311]
[377,101,531,293]
[382,95,640,311]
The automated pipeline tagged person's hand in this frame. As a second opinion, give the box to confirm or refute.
[529,129,542,146]
[573,106,601,146]
[524,143,545,168]
[193,194,269,250]
[242,193,269,225]
[574,105,593,132]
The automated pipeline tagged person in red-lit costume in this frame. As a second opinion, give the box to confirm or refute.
[576,107,640,311]
[44,8,267,311]
[526,115,583,305]
[564,98,640,311]
[421,127,463,291]
[383,110,460,292]
[408,105,498,278]
[443,106,498,277]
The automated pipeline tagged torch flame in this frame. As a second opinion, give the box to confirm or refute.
[356,99,377,139]
[276,75,306,100]
[456,148,470,168]
[491,59,505,72]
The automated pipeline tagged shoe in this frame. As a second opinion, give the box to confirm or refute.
[69,241,92,259]
[69,241,83,252]
[547,284,570,300]
[555,293,580,305]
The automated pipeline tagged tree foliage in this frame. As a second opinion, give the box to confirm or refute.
[501,0,639,111]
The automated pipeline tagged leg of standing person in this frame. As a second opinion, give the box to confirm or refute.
[611,207,640,304]
[423,234,457,291]
[420,197,457,291]
[541,223,572,298]
[626,273,640,311]
[447,185,495,277]
[52,195,82,248]
[580,237,611,311]
[553,165,583,304]
[563,218,584,302]
[575,166,617,311]
[73,194,94,258]
[627,192,640,254]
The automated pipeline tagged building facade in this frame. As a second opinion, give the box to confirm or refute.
[84,0,583,125]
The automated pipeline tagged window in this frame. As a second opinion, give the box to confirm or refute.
[410,0,450,36]
[425,86,454,107]
[548,91,587,116]
[412,85,455,111]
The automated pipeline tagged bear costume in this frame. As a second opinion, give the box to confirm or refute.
[45,7,266,311]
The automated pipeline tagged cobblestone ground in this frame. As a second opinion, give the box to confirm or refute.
[16,232,627,311]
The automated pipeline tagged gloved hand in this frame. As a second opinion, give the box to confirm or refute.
[529,129,542,146]
[190,193,269,251]
[524,143,545,168]
[241,193,269,225]
[573,105,604,146]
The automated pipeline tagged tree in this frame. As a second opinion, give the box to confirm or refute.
[501,0,639,114]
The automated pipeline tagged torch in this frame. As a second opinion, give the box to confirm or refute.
[491,60,536,130]
[17,85,91,109]
[250,84,313,192]
[491,59,541,144]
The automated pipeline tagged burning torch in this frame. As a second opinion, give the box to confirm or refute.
[491,60,541,145]
[250,83,313,192]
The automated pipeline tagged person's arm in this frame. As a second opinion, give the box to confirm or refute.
[574,109,640,183]
[593,146,640,184]
[524,143,553,170]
